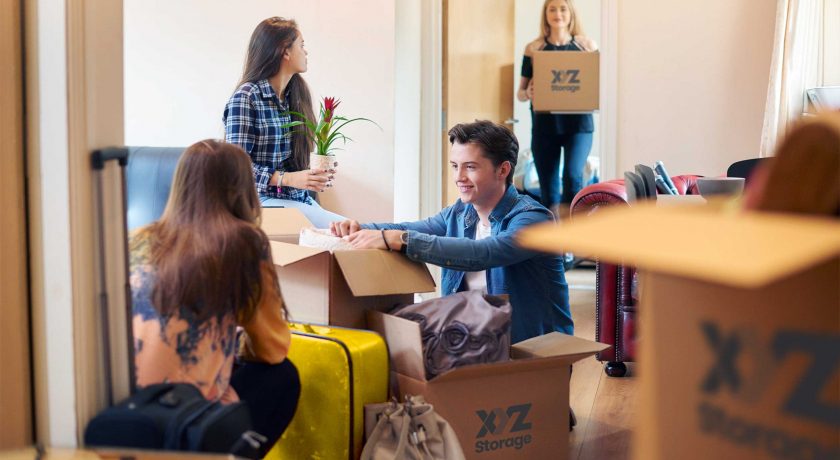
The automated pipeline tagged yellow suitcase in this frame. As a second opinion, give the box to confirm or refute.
[266,323,388,460]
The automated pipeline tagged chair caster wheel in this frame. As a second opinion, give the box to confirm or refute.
[605,361,627,377]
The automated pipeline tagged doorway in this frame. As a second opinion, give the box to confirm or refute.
[441,0,616,206]
[442,0,516,206]
[512,0,603,177]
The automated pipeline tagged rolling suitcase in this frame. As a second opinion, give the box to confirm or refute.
[266,323,389,460]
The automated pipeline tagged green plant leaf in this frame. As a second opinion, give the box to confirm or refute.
[280,105,380,155]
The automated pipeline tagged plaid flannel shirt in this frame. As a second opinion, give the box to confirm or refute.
[223,79,311,203]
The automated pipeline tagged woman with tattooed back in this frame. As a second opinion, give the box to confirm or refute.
[130,139,299,457]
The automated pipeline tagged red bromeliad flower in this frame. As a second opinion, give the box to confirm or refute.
[280,96,378,156]
[323,97,341,123]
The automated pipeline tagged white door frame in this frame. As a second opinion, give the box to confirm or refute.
[27,0,126,446]
[393,0,444,222]
[600,0,619,181]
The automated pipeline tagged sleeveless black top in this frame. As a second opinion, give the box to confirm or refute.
[521,39,594,135]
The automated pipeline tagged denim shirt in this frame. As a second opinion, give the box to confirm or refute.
[363,185,572,343]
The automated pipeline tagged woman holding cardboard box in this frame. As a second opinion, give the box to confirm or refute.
[224,17,346,228]
[517,0,597,219]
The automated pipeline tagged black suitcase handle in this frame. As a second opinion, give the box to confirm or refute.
[91,147,129,170]
[92,146,136,403]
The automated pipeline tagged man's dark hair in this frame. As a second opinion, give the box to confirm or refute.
[448,120,519,185]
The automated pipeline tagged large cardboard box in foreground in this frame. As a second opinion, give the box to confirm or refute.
[532,50,599,112]
[368,311,608,460]
[270,241,436,328]
[518,203,840,460]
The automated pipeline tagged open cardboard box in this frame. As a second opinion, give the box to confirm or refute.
[261,208,436,328]
[368,311,608,460]
[270,241,436,328]
[518,202,840,460]
[260,207,312,244]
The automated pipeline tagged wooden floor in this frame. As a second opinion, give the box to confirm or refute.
[566,267,636,460]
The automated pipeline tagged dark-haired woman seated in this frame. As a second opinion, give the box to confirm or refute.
[224,16,345,228]
[130,139,300,456]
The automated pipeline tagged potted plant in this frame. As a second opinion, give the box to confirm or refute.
[281,97,378,182]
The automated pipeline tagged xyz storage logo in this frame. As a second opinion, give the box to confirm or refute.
[697,321,840,460]
[474,403,533,454]
[550,69,581,93]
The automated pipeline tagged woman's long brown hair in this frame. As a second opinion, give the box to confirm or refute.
[148,140,281,322]
[238,17,314,171]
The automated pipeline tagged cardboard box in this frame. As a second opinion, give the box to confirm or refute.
[655,194,707,207]
[518,203,840,460]
[270,241,436,328]
[532,50,599,113]
[261,207,312,244]
[368,311,608,459]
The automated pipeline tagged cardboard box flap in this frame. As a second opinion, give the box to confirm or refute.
[366,311,426,381]
[261,208,313,236]
[334,250,436,296]
[269,241,326,267]
[518,203,840,288]
[510,332,609,361]
[432,355,572,384]
[368,312,599,384]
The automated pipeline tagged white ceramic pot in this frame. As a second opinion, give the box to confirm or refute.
[696,177,745,197]
[310,152,337,188]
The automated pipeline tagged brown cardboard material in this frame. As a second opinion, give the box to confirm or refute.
[368,311,608,460]
[270,241,436,328]
[260,207,313,244]
[655,194,707,207]
[532,50,599,113]
[518,203,840,460]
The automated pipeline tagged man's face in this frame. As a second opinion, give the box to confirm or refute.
[449,141,509,208]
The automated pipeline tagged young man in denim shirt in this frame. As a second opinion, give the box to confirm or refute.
[331,120,572,344]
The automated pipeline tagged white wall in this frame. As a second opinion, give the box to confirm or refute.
[616,0,776,177]
[393,0,422,222]
[824,0,840,85]
[124,0,397,222]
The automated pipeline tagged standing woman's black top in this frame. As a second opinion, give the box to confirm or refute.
[521,40,595,135]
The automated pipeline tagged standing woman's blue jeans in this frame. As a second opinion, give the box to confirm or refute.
[260,196,347,228]
[531,132,593,206]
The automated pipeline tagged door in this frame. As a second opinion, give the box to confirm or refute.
[443,0,515,206]
[0,0,33,448]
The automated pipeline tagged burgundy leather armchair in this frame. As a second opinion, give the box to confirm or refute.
[570,175,702,377]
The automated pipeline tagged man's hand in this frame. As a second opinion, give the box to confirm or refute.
[345,229,405,250]
[330,219,361,237]
[344,229,387,249]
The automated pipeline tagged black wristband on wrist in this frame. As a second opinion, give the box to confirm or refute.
[381,229,392,251]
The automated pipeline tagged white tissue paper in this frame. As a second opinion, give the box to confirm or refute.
[298,227,354,252]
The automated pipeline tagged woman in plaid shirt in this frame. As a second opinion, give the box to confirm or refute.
[224,17,346,228]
